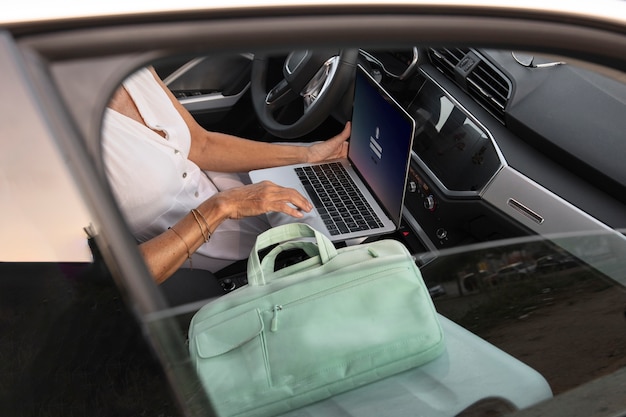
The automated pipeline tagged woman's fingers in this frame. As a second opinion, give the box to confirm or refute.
[218,181,312,219]
[308,121,351,163]
[261,183,312,217]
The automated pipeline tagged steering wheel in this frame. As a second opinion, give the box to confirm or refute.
[251,49,359,139]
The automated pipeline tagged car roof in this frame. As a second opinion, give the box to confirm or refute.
[3,0,626,26]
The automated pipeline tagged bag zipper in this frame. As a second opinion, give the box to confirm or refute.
[267,265,410,332]
[271,305,282,332]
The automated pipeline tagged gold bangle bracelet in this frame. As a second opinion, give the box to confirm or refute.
[169,226,192,269]
[190,209,210,243]
[192,208,211,238]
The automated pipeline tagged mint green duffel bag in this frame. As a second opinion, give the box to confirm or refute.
[188,223,444,417]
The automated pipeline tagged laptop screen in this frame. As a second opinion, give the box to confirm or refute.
[349,66,416,226]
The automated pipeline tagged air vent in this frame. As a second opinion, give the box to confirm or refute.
[428,47,469,80]
[428,48,511,123]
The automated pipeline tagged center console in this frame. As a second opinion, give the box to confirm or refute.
[398,73,532,256]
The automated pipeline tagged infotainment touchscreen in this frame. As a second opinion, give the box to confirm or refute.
[409,79,502,193]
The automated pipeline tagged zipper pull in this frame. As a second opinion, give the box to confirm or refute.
[271,305,282,332]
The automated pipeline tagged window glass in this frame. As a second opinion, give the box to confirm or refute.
[96,49,626,416]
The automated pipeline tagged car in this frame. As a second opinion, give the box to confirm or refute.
[2,1,626,417]
[494,262,534,282]
[535,254,579,274]
[428,283,447,298]
[535,255,563,274]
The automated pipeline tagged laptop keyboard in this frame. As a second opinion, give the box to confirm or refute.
[295,162,384,236]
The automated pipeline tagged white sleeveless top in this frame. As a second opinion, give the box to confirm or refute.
[102,68,271,270]
[102,69,219,241]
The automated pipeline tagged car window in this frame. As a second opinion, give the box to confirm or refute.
[422,233,626,395]
[95,49,626,417]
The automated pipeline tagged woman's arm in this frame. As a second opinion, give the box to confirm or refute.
[188,126,351,172]
[138,68,350,283]
[139,180,314,283]
[149,68,350,172]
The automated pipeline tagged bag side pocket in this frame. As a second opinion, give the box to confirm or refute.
[192,309,270,414]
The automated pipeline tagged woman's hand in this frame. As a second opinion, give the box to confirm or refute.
[306,122,350,164]
[211,181,313,220]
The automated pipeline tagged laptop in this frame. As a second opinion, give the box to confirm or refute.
[249,64,416,241]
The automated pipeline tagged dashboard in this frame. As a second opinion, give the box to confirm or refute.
[362,48,626,264]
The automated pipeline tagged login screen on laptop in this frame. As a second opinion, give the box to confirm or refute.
[349,67,415,226]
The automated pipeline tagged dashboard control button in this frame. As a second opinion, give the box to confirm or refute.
[424,195,436,211]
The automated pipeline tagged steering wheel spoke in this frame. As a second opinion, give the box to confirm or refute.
[302,56,340,112]
[266,78,299,109]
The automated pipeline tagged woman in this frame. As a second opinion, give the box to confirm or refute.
[102,67,350,283]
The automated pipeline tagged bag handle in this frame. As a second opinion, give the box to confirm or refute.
[247,223,337,286]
